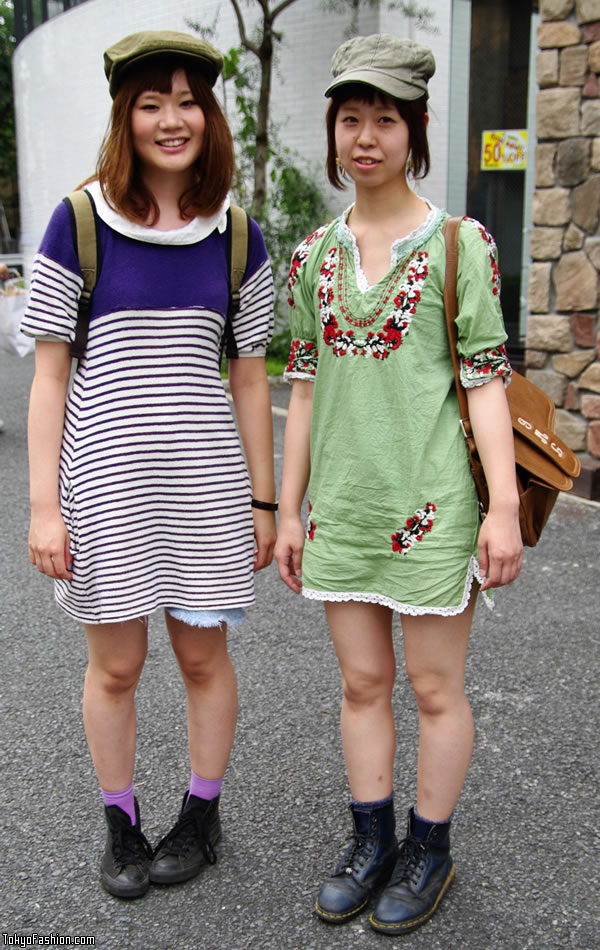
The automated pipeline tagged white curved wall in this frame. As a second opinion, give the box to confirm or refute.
[13,0,452,277]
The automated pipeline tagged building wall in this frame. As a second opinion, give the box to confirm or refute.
[12,0,454,277]
[527,0,600,495]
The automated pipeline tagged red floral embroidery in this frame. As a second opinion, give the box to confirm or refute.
[306,503,316,541]
[286,338,318,376]
[461,344,511,386]
[463,217,501,296]
[318,248,429,358]
[391,503,436,555]
[287,224,331,306]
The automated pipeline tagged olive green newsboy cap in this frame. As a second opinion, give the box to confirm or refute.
[325,34,435,101]
[104,30,223,97]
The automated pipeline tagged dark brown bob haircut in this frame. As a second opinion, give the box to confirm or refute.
[326,83,430,190]
[94,55,234,224]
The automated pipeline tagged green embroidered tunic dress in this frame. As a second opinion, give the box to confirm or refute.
[284,205,512,616]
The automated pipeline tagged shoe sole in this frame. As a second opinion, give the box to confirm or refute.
[314,897,369,924]
[149,831,221,885]
[149,862,212,885]
[368,863,455,935]
[100,873,150,900]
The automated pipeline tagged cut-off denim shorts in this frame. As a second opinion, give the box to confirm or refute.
[166,607,246,630]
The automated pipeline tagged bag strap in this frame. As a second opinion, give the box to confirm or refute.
[63,188,100,360]
[442,216,580,479]
[222,203,249,360]
[442,216,478,453]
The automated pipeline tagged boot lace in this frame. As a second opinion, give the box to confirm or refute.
[111,825,153,871]
[388,835,427,888]
[333,833,374,878]
[154,808,217,865]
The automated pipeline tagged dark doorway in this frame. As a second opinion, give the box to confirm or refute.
[467,0,535,365]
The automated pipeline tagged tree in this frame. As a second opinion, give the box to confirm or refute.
[323,0,437,39]
[216,0,436,218]
[0,0,18,244]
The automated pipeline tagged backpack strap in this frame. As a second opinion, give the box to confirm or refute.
[63,188,100,360]
[222,203,249,361]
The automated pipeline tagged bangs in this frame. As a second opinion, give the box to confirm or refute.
[121,56,196,99]
[331,83,395,108]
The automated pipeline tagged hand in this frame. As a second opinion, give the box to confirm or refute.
[28,509,73,580]
[477,507,522,591]
[252,508,277,572]
[274,516,306,594]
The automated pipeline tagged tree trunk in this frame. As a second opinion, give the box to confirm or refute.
[251,28,273,220]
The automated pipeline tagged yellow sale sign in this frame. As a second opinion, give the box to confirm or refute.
[481,130,527,171]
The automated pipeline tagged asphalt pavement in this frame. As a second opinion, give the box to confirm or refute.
[1,350,598,950]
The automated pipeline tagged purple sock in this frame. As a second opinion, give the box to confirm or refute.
[102,781,136,826]
[189,771,223,802]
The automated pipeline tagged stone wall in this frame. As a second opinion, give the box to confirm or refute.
[528,0,600,498]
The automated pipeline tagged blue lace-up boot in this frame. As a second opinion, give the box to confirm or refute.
[315,800,397,924]
[369,807,454,934]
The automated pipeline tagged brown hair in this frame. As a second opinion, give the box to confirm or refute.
[93,56,234,224]
[325,84,430,190]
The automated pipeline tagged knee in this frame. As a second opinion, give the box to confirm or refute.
[175,646,232,688]
[342,665,395,711]
[408,671,463,718]
[88,654,146,697]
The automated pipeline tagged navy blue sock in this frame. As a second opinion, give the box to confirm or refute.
[351,793,394,813]
[412,805,452,841]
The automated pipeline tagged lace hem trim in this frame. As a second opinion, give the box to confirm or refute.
[301,556,494,617]
[283,370,316,382]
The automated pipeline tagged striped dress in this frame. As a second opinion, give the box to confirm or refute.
[21,182,274,624]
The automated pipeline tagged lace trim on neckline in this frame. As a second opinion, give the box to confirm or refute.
[301,557,493,616]
[336,200,444,293]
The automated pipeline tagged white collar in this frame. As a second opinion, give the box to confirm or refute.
[85,180,230,245]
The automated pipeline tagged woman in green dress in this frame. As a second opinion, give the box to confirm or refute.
[275,34,522,935]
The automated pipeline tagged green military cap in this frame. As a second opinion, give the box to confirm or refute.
[325,34,435,101]
[104,30,224,98]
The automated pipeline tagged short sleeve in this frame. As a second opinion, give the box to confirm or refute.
[20,200,83,344]
[284,225,330,381]
[233,217,274,358]
[455,217,511,389]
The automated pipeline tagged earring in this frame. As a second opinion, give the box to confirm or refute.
[407,156,415,175]
[336,157,347,179]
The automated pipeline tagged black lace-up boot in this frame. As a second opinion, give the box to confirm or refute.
[149,793,221,885]
[315,800,397,924]
[369,807,454,934]
[100,798,153,899]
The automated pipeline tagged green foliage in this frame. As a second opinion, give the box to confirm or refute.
[322,0,437,37]
[0,1,18,237]
[260,159,329,360]
[220,45,330,359]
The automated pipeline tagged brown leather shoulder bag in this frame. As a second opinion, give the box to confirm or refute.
[443,216,580,546]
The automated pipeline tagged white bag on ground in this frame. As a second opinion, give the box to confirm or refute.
[0,286,34,357]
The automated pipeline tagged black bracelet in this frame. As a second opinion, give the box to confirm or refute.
[251,498,278,511]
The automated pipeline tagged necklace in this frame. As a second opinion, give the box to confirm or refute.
[337,245,418,328]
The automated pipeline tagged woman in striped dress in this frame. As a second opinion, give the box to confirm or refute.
[23,31,276,899]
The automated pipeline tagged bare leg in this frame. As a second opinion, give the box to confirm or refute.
[401,592,477,821]
[165,614,238,780]
[82,619,148,792]
[325,601,396,802]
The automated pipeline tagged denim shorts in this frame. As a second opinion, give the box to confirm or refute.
[166,607,246,629]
